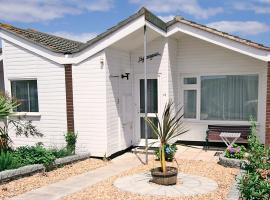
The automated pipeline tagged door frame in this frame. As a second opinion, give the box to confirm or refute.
[133,73,161,146]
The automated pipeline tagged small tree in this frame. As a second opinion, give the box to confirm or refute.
[145,100,188,174]
[0,93,43,151]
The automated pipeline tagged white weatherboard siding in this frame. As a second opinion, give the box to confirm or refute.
[3,40,67,148]
[73,52,108,156]
[176,35,267,142]
[105,48,133,156]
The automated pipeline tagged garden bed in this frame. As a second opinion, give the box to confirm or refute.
[0,157,107,199]
[0,153,91,182]
[63,159,239,200]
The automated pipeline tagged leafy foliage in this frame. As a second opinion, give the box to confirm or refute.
[14,144,56,167]
[145,100,188,174]
[50,147,72,158]
[0,93,43,151]
[0,151,20,171]
[155,144,177,162]
[65,132,77,154]
[225,144,246,159]
[238,120,270,200]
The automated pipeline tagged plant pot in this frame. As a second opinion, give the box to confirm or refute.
[150,166,178,185]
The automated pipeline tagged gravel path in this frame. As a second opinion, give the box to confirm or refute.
[0,158,106,200]
[63,159,238,200]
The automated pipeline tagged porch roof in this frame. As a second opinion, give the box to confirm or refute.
[0,7,269,56]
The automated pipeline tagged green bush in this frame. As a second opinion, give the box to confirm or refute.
[225,144,246,159]
[14,144,56,167]
[0,151,21,171]
[50,147,72,158]
[155,144,177,162]
[238,120,270,200]
[65,132,77,154]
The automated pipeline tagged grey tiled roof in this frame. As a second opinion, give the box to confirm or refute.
[0,7,269,54]
[0,24,83,54]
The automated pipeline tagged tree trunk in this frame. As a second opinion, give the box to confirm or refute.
[161,143,166,175]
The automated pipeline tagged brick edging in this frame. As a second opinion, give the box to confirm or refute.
[64,64,75,132]
[265,62,270,147]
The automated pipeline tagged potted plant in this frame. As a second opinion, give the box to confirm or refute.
[145,100,188,185]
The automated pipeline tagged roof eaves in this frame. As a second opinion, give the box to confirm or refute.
[167,17,270,51]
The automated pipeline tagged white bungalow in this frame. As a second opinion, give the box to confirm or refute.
[0,8,269,156]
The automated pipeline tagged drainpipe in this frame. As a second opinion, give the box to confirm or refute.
[144,25,148,164]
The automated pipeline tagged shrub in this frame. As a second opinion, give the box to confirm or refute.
[155,144,177,162]
[238,120,270,200]
[50,148,72,158]
[0,151,22,171]
[65,132,77,154]
[225,144,246,159]
[14,144,55,167]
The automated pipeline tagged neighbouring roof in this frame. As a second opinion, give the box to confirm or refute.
[0,7,269,54]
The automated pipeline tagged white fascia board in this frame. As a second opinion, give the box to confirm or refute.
[0,16,146,65]
[167,22,270,62]
[69,16,145,64]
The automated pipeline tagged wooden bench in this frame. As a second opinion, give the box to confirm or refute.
[205,124,251,149]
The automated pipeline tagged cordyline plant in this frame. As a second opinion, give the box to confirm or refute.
[145,100,188,174]
[0,93,43,150]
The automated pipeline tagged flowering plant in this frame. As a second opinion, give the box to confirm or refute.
[155,144,177,162]
[225,144,246,159]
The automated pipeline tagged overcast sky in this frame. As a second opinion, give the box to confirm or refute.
[0,0,269,47]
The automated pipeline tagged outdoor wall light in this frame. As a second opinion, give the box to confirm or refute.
[121,73,130,80]
[100,57,104,69]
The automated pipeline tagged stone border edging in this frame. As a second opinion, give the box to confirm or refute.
[53,153,91,166]
[0,164,44,182]
[227,170,245,200]
[0,153,91,182]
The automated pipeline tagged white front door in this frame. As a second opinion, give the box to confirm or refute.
[134,74,160,146]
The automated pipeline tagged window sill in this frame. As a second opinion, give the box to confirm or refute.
[10,112,41,117]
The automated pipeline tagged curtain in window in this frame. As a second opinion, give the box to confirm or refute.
[200,75,258,121]
[11,81,29,112]
[11,80,39,112]
[184,90,197,118]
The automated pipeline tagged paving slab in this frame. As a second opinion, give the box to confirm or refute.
[11,153,142,200]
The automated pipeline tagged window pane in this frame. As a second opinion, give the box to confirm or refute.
[29,80,39,112]
[140,117,158,139]
[11,80,38,112]
[184,77,197,84]
[11,81,29,112]
[200,75,258,121]
[184,90,197,118]
[140,79,158,113]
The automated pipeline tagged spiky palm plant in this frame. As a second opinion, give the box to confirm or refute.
[145,100,188,174]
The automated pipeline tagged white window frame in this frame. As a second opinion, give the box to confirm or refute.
[9,78,40,116]
[180,72,261,124]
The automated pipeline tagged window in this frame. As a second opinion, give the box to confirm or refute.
[182,74,259,121]
[201,75,258,121]
[11,80,39,112]
[183,77,197,119]
[184,90,197,118]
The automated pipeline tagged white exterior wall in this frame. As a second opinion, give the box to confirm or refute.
[175,35,267,142]
[2,40,67,148]
[105,48,133,156]
[73,52,108,156]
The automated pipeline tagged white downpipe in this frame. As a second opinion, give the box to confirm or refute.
[144,25,148,164]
